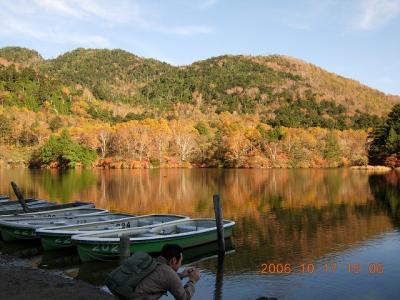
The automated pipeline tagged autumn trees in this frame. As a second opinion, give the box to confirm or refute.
[3,47,396,169]
[1,101,374,169]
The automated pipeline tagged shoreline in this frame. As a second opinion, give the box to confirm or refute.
[0,157,395,172]
[0,254,114,300]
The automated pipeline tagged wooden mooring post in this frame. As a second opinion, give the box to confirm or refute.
[10,181,29,213]
[213,194,225,253]
[119,234,130,263]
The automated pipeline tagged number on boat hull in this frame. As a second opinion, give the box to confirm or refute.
[92,244,119,253]
[55,238,71,245]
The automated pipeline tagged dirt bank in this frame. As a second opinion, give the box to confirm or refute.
[0,254,114,300]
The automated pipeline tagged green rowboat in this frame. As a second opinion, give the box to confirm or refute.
[0,208,108,241]
[0,206,104,220]
[71,218,235,262]
[0,198,49,210]
[0,201,94,216]
[37,214,188,251]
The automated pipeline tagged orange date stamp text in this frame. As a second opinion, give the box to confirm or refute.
[260,262,384,274]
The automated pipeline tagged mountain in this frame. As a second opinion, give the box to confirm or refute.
[1,46,400,168]
[41,48,174,103]
[0,46,43,67]
[243,55,399,114]
[0,47,399,129]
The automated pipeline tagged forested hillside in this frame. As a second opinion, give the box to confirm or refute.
[0,47,43,67]
[0,46,398,168]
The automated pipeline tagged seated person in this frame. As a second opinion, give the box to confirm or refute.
[134,244,201,300]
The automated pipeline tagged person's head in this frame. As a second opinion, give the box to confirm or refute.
[161,244,183,271]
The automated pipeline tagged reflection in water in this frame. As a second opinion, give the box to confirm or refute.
[0,168,399,299]
[40,249,81,269]
[182,239,234,265]
[0,239,42,258]
[214,253,225,300]
[73,240,234,286]
[41,169,97,202]
[0,168,375,214]
[369,171,400,227]
[75,261,118,285]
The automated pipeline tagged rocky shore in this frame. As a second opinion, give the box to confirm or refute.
[0,254,114,300]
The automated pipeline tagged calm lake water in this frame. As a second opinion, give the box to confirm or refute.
[1,168,400,300]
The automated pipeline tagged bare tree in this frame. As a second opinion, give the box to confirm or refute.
[173,128,197,162]
[98,129,111,158]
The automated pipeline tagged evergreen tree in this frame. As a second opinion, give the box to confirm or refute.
[194,121,209,135]
[324,132,341,166]
[0,115,12,144]
[49,116,63,132]
[386,127,399,153]
[32,130,96,168]
[368,104,400,166]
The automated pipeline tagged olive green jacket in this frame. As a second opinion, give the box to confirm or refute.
[133,256,195,300]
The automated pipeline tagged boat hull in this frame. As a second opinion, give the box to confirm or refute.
[75,226,234,262]
[1,226,36,241]
[0,208,106,242]
[41,234,73,250]
[37,214,188,250]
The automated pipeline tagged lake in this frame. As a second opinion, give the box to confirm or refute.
[0,168,399,300]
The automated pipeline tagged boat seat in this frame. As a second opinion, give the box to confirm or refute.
[104,226,119,230]
[196,227,208,231]
[158,228,175,235]
[139,233,155,237]
[176,225,197,233]
[53,222,67,226]
[138,220,152,226]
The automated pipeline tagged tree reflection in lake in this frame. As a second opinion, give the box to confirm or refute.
[369,171,400,227]
[1,168,399,299]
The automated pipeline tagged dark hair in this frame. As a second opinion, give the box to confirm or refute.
[161,244,183,261]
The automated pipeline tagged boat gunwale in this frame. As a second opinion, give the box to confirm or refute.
[0,198,45,207]
[71,218,236,244]
[0,209,110,230]
[0,202,96,217]
[36,214,190,237]
[0,206,103,218]
[0,201,51,210]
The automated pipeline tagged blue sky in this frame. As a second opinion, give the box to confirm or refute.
[0,0,399,95]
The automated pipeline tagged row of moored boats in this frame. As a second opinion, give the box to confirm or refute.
[0,194,235,262]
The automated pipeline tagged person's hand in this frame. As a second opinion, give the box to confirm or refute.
[189,269,200,283]
[180,267,195,278]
